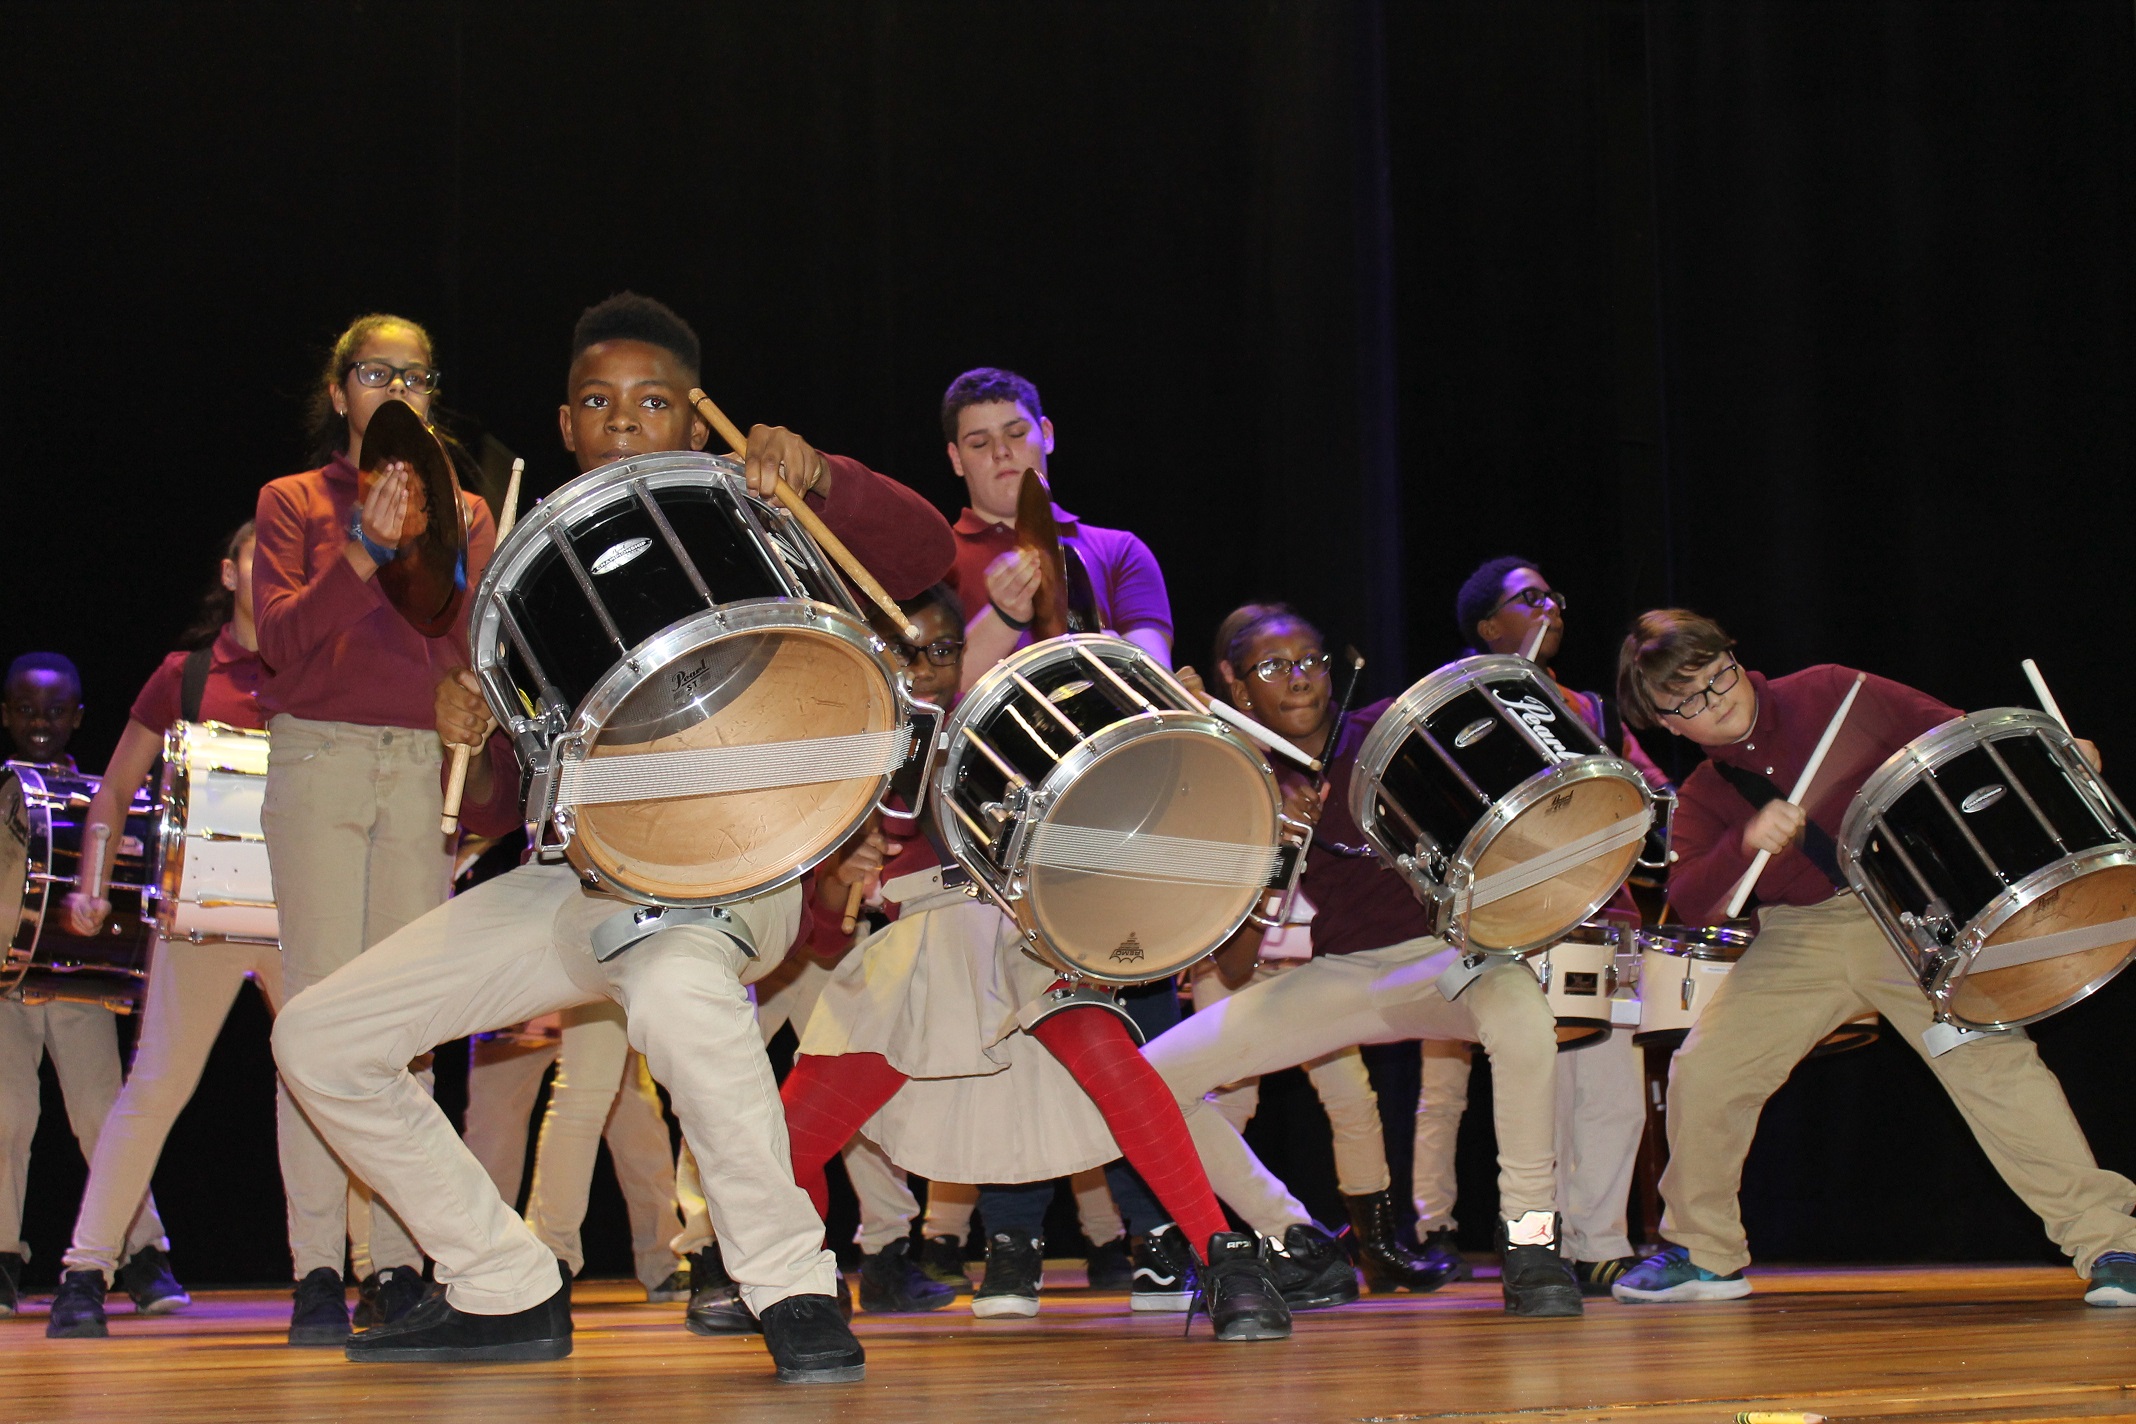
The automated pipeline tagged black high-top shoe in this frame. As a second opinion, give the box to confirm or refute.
[1499,1212,1582,1318]
[1341,1190,1456,1293]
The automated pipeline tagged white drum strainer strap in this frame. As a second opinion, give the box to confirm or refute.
[1027,821,1280,887]
[1968,914,2136,976]
[556,727,911,807]
[1466,810,1651,910]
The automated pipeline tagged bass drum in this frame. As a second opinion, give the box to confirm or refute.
[1,764,155,1011]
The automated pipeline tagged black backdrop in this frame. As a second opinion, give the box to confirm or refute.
[5,1,2133,1286]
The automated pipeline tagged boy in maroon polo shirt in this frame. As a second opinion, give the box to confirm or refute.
[1611,609,2136,1307]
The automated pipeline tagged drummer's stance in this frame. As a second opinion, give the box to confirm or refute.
[272,293,956,1381]
[1611,611,2136,1307]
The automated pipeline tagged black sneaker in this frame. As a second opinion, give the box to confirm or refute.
[760,1294,865,1384]
[1416,1226,1473,1282]
[1130,1224,1199,1312]
[116,1245,191,1315]
[1085,1234,1133,1291]
[1499,1213,1582,1318]
[684,1245,759,1336]
[357,1265,429,1327]
[645,1267,691,1304]
[46,1270,109,1338]
[919,1234,970,1292]
[1572,1256,1638,1298]
[1195,1232,1291,1341]
[971,1233,1043,1318]
[288,1266,352,1347]
[857,1238,956,1313]
[0,1251,22,1319]
[1266,1223,1360,1310]
[347,1261,572,1362]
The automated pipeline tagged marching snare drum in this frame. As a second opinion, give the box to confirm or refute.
[1524,912,1637,1051]
[1350,655,1654,954]
[470,452,936,906]
[156,721,278,945]
[1,764,155,1011]
[1840,708,2136,1030]
[934,634,1286,985]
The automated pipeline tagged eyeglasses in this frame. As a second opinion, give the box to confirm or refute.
[1656,661,1742,720]
[891,638,965,668]
[1248,653,1333,683]
[344,359,442,394]
[1488,587,1568,618]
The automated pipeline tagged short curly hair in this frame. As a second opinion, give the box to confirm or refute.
[572,292,701,378]
[1616,609,1738,729]
[941,367,1044,442]
[1454,555,1542,646]
[5,652,82,701]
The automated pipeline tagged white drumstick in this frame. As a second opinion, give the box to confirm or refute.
[1723,672,1866,919]
[1519,619,1548,664]
[441,459,524,836]
[80,822,110,903]
[2021,658,2071,734]
[1206,697,1323,773]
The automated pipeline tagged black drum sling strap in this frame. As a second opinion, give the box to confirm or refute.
[1712,762,1849,894]
[180,646,213,724]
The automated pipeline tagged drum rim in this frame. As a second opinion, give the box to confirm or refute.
[549,599,904,908]
[1913,843,2136,1030]
[1636,922,1755,957]
[1,763,55,980]
[933,634,1281,984]
[155,720,276,944]
[1840,707,2100,849]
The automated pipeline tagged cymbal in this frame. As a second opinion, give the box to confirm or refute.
[360,399,467,638]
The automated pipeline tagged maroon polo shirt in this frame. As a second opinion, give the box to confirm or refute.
[1303,699,1435,957]
[947,504,1171,647]
[129,627,266,734]
[1667,665,1959,925]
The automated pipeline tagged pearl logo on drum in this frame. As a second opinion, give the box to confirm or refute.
[590,536,654,576]
[1454,718,1497,749]
[1491,691,1576,761]
[1960,784,2007,814]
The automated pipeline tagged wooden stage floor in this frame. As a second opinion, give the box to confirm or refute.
[6,1261,2133,1424]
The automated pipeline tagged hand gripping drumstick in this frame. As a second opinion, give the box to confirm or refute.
[1722,672,1866,919]
[440,459,524,836]
[2022,658,2072,734]
[687,388,923,642]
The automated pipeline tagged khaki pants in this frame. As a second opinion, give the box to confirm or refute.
[64,938,284,1279]
[1411,1039,1472,1234]
[1143,937,1559,1235]
[1192,960,1391,1197]
[272,862,832,1316]
[1662,893,2136,1277]
[1553,1027,1643,1262]
[1,1000,166,1260]
[263,715,449,1278]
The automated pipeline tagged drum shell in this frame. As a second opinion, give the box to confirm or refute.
[1841,708,2136,1029]
[2,764,155,1011]
[933,635,1283,985]
[157,721,279,945]
[1523,915,1633,1051]
[1350,655,1653,955]
[1632,923,1751,1050]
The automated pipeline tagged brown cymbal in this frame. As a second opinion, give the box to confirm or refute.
[1014,467,1072,639]
[361,398,467,637]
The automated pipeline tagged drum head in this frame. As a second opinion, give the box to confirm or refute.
[0,772,29,959]
[1953,861,2136,1026]
[1467,774,1647,951]
[1026,728,1277,983]
[568,625,896,903]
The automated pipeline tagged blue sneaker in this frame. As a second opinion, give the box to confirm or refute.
[1610,1245,1751,1303]
[2084,1252,2136,1307]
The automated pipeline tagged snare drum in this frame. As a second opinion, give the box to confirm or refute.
[934,634,1285,984]
[1841,709,2136,1030]
[471,452,936,906]
[1,764,155,1011]
[1350,655,1654,954]
[1524,913,1636,1050]
[156,721,278,945]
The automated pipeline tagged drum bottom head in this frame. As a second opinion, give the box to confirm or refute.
[1953,861,2136,1027]
[1807,1013,1882,1059]
[1469,775,1647,952]
[570,626,895,903]
[1027,728,1277,983]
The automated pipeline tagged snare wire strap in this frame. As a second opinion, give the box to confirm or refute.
[555,727,912,807]
[1026,822,1280,887]
[1466,810,1650,910]
[1968,914,2136,975]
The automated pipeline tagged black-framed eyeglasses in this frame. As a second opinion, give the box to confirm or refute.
[1488,587,1568,618]
[1248,653,1333,683]
[891,638,965,668]
[344,359,442,394]
[1657,660,1742,720]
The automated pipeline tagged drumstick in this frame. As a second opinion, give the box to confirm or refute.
[439,462,524,836]
[1519,619,1548,664]
[79,822,110,904]
[687,388,921,642]
[2022,658,2072,734]
[840,879,867,935]
[1723,673,1866,919]
[1205,696,1323,772]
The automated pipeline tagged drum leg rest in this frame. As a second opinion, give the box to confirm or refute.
[1922,1018,2005,1057]
[1435,954,1490,1003]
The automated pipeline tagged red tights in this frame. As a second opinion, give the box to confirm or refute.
[779,996,1230,1254]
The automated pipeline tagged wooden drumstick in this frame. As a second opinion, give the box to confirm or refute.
[2022,658,2072,733]
[1723,673,1866,919]
[687,388,922,642]
[440,461,524,836]
[840,879,867,935]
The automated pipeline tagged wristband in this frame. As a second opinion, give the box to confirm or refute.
[349,510,397,565]
[991,601,1033,631]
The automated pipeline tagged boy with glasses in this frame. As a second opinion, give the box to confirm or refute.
[1611,609,2136,1307]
